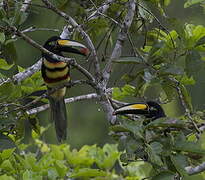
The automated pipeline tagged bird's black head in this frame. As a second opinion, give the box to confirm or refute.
[145,101,166,120]
[43,36,89,56]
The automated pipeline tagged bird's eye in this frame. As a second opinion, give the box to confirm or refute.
[49,41,56,46]
[149,107,156,111]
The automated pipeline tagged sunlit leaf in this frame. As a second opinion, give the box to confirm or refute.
[70,168,107,178]
[0,58,14,70]
[0,174,15,180]
[184,0,205,8]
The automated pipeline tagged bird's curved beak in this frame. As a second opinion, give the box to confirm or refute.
[57,39,90,56]
[113,103,149,115]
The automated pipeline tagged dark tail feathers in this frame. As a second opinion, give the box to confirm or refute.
[49,97,67,142]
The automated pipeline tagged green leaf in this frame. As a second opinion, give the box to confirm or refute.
[47,168,58,180]
[70,168,107,178]
[150,142,163,155]
[0,148,16,160]
[124,161,153,178]
[185,50,203,77]
[138,1,154,23]
[23,170,32,180]
[146,143,164,166]
[0,8,7,20]
[146,117,185,129]
[109,125,131,133]
[113,57,143,64]
[170,154,189,176]
[0,175,15,180]
[0,134,16,151]
[0,58,14,70]
[184,0,205,8]
[50,145,64,160]
[160,65,184,75]
[174,134,205,154]
[183,174,205,180]
[152,171,175,180]
[24,153,37,170]
[180,75,195,85]
[163,0,171,6]
[162,82,176,101]
[0,32,5,43]
[195,36,205,47]
[99,144,121,169]
[121,119,144,139]
[63,145,95,167]
[168,18,185,39]
[54,160,68,177]
[1,42,17,64]
[0,159,14,171]
[112,85,136,100]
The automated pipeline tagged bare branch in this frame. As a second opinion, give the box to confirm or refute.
[12,59,42,84]
[103,0,136,85]
[41,0,101,80]
[185,162,205,175]
[87,0,115,20]
[60,25,73,39]
[27,93,99,115]
[21,27,60,33]
[20,0,32,12]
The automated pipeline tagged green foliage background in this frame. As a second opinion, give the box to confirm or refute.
[13,0,205,147]
[0,0,205,179]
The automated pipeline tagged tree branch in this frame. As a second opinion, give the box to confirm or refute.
[102,0,136,85]
[12,59,42,84]
[21,27,60,33]
[20,0,32,12]
[27,93,99,115]
[87,0,115,20]
[185,162,205,175]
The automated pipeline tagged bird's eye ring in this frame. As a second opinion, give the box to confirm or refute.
[149,107,156,111]
[49,41,57,46]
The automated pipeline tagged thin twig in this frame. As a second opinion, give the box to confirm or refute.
[168,77,200,134]
[137,3,175,50]
[21,27,60,33]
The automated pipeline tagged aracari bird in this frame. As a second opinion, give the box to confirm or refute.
[41,36,89,141]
